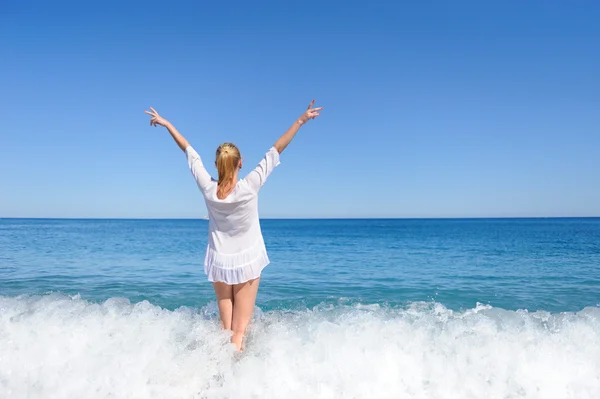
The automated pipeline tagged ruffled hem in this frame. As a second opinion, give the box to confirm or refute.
[205,256,269,284]
[203,240,270,284]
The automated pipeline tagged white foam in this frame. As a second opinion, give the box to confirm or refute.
[1,294,599,398]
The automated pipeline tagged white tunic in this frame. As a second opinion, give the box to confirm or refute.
[185,145,280,284]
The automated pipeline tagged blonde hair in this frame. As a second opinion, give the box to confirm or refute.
[215,142,241,198]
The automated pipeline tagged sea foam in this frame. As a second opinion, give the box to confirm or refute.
[1,294,599,398]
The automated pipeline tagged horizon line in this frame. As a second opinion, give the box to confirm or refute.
[1,216,599,220]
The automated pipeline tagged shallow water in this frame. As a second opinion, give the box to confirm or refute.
[2,218,600,312]
[1,294,599,398]
[1,218,599,397]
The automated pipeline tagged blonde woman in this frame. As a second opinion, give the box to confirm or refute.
[144,101,322,350]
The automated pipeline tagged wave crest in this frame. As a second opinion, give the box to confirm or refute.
[1,294,599,398]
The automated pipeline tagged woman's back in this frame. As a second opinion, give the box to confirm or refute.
[185,145,280,282]
[203,179,261,253]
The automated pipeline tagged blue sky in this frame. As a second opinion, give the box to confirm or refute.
[1,1,599,218]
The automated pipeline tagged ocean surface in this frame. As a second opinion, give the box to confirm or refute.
[1,217,599,398]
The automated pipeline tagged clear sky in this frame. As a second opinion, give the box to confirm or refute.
[1,1,599,218]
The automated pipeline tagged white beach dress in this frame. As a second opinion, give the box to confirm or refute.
[185,145,280,284]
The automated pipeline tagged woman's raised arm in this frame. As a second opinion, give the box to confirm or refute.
[145,107,213,192]
[144,107,190,152]
[273,100,323,154]
[243,100,323,192]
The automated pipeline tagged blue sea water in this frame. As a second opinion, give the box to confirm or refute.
[2,218,599,311]
[1,218,600,398]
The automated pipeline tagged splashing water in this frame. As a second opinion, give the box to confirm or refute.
[1,294,599,398]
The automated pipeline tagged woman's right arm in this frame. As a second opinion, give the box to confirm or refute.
[273,100,323,154]
[244,100,323,192]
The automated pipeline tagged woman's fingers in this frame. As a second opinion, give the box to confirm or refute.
[145,108,164,128]
[304,105,322,119]
[307,99,315,110]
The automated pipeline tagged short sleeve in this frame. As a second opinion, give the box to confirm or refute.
[185,146,213,192]
[243,147,281,193]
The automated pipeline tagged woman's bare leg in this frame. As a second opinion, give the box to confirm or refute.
[212,282,234,330]
[231,277,260,351]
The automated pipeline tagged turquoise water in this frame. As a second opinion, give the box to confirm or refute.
[1,218,600,398]
[1,218,599,311]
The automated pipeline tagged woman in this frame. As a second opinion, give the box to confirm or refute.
[144,101,322,350]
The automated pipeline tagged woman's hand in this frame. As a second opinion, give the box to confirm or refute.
[297,100,323,125]
[274,99,323,154]
[143,107,189,151]
[144,107,170,127]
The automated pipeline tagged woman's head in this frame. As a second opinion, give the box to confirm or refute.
[215,142,242,196]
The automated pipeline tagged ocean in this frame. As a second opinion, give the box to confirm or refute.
[1,218,599,398]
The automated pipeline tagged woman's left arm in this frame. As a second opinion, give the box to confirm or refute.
[145,107,213,192]
[144,107,190,152]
